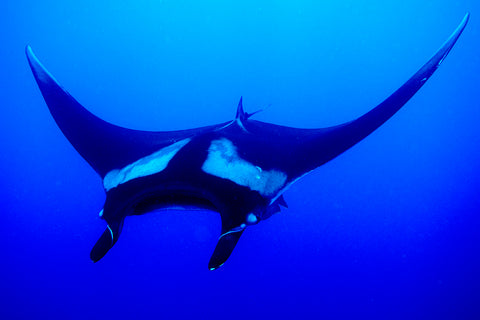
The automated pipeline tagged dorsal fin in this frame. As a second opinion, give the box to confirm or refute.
[235,97,265,128]
[235,96,247,124]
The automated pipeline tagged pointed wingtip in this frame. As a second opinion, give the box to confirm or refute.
[25,45,36,66]
[462,12,470,25]
[25,45,40,67]
[452,12,469,41]
[442,13,469,51]
[25,45,63,89]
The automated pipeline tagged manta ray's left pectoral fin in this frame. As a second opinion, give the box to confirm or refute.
[208,229,244,271]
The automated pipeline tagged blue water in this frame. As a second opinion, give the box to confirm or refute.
[1,1,479,319]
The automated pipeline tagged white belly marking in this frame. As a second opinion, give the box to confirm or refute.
[201,138,287,197]
[103,138,191,191]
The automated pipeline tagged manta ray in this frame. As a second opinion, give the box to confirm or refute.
[26,14,468,270]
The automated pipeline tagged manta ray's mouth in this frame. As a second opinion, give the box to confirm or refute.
[130,193,219,216]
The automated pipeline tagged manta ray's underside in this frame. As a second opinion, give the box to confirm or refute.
[27,14,468,270]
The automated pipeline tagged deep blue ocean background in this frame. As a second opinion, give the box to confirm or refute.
[1,1,479,319]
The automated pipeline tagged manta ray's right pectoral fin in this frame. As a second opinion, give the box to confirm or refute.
[90,219,124,262]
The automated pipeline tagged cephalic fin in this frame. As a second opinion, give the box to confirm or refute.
[90,219,124,262]
[208,230,244,270]
[208,207,248,270]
